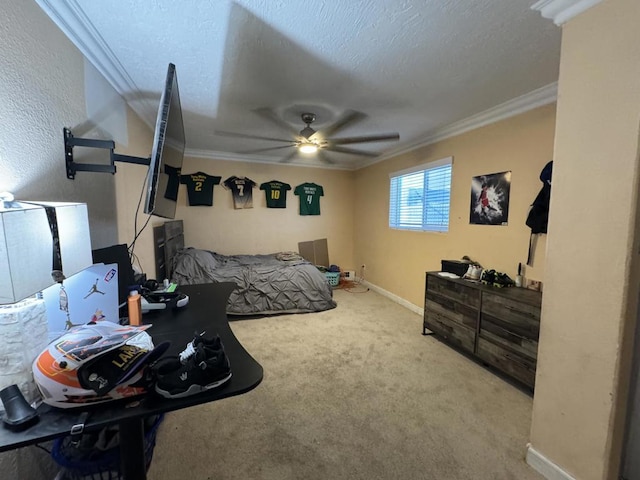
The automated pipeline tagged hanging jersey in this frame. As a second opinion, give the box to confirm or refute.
[260,180,291,208]
[163,164,181,201]
[180,172,221,206]
[223,176,257,209]
[294,182,324,216]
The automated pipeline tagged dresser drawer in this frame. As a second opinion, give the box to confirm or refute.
[425,296,477,331]
[479,320,538,360]
[424,306,476,354]
[426,275,480,308]
[481,293,540,340]
[476,338,536,388]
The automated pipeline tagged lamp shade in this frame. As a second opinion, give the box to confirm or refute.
[0,202,92,304]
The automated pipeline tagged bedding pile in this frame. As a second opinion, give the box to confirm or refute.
[170,248,337,315]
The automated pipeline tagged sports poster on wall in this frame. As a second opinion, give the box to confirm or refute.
[469,171,511,225]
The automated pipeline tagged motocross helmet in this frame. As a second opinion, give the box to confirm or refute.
[32,321,168,409]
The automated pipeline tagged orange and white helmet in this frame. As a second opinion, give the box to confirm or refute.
[32,321,167,409]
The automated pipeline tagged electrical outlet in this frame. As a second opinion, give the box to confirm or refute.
[343,270,356,280]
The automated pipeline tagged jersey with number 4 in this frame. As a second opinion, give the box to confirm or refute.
[260,180,291,208]
[294,182,324,216]
[180,172,221,206]
[223,176,257,209]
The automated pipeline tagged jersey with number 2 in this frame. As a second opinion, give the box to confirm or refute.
[180,172,221,206]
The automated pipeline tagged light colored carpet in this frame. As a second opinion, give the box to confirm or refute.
[147,287,542,480]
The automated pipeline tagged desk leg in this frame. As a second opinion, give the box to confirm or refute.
[119,418,147,480]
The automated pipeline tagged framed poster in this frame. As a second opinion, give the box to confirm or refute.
[469,171,511,225]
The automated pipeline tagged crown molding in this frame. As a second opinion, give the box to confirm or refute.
[531,0,604,26]
[361,82,558,170]
[34,0,154,120]
[35,0,134,94]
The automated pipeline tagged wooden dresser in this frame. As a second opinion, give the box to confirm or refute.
[423,272,542,389]
[153,220,184,280]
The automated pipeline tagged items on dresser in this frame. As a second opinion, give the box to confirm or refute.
[440,259,471,277]
[423,272,541,389]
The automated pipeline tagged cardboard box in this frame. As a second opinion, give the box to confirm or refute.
[298,238,329,267]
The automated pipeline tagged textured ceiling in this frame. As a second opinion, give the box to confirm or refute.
[37,0,561,169]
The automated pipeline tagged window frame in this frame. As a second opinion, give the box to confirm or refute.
[388,156,453,233]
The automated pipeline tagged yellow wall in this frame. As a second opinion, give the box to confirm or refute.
[353,104,556,308]
[117,154,356,278]
[114,107,155,273]
[529,0,640,479]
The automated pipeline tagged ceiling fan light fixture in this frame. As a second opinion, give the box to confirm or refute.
[298,142,318,154]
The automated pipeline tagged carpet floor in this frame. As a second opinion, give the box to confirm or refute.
[147,286,542,480]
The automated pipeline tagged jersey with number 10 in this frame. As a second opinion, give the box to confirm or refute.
[260,180,291,208]
[294,182,324,216]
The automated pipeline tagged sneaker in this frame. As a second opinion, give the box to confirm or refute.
[154,343,232,399]
[178,332,223,364]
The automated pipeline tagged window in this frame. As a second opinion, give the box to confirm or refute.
[389,157,452,232]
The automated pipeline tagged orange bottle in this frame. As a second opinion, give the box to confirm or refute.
[127,290,142,326]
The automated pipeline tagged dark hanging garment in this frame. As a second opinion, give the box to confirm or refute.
[526,161,553,265]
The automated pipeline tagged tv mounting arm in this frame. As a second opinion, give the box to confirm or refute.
[64,127,150,180]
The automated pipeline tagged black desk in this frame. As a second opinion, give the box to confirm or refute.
[0,282,263,479]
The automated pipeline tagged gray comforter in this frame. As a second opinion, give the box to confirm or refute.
[170,248,337,315]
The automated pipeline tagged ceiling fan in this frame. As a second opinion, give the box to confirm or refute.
[216,108,400,164]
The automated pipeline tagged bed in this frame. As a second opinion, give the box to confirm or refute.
[154,221,337,316]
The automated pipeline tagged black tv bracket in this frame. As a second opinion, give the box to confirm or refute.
[64,127,150,180]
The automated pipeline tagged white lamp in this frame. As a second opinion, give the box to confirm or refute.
[0,199,93,407]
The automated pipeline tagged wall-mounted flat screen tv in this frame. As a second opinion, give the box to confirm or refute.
[143,63,185,219]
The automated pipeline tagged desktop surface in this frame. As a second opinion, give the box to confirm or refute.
[0,282,263,452]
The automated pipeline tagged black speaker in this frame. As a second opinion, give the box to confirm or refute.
[0,385,39,431]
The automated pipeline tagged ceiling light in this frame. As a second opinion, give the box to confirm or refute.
[298,143,318,154]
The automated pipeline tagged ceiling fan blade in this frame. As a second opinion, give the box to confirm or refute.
[323,145,379,157]
[216,130,292,143]
[253,107,300,137]
[279,150,298,164]
[320,110,367,138]
[317,150,334,165]
[327,133,400,145]
[236,144,296,154]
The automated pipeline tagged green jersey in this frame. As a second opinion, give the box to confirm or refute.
[260,180,291,208]
[294,182,324,216]
[180,172,221,206]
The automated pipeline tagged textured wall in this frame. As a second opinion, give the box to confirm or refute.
[0,1,130,477]
[353,104,556,308]
[0,0,118,249]
[116,152,356,277]
[529,0,640,478]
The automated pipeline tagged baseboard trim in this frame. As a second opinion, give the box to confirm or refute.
[351,283,575,480]
[526,444,577,480]
[360,280,423,317]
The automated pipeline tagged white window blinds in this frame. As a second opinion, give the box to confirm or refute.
[389,157,452,232]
